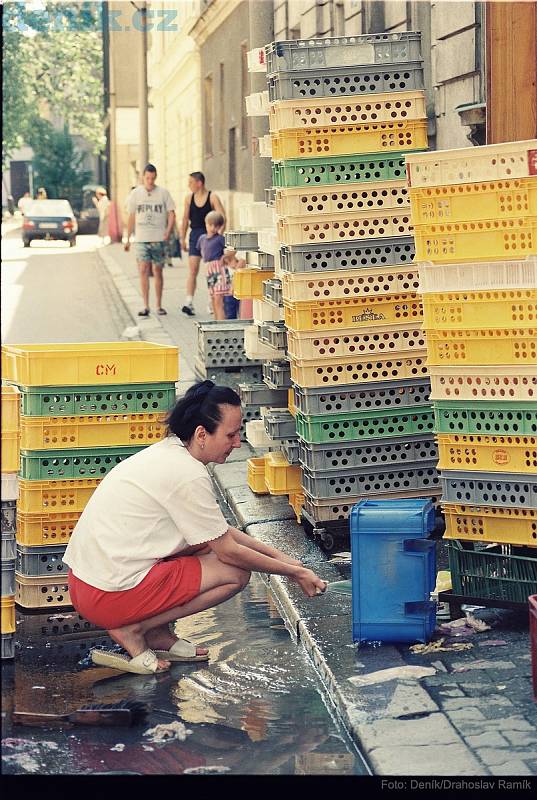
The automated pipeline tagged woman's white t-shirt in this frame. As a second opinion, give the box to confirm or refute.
[62,435,229,591]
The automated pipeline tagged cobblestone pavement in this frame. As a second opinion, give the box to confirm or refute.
[98,243,537,777]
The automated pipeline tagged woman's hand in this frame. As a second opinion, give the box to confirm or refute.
[292,567,328,598]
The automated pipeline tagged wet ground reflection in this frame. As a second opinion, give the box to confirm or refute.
[2,575,366,775]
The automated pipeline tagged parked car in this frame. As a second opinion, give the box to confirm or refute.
[22,199,78,247]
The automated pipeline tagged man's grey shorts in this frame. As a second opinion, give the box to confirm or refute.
[135,241,166,266]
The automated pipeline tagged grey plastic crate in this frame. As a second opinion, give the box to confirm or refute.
[440,471,537,509]
[302,462,439,500]
[263,278,283,307]
[280,236,415,274]
[266,32,422,74]
[267,323,287,351]
[1,633,15,660]
[264,410,297,440]
[196,320,260,368]
[15,610,102,636]
[2,559,15,597]
[263,361,292,389]
[239,383,288,407]
[267,61,424,102]
[1,532,16,561]
[16,545,68,578]
[225,230,259,250]
[195,361,263,389]
[293,379,431,417]
[282,439,300,465]
[265,187,276,206]
[299,434,438,472]
[258,252,275,270]
[1,500,16,535]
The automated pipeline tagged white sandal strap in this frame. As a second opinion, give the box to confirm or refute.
[130,649,159,672]
[168,638,197,657]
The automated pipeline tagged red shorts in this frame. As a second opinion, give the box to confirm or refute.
[68,555,202,630]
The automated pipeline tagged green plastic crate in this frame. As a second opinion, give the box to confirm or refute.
[448,540,537,604]
[19,446,144,480]
[271,151,424,189]
[434,401,537,436]
[295,405,434,444]
[16,382,177,416]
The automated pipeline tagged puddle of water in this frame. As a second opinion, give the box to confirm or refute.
[2,575,366,775]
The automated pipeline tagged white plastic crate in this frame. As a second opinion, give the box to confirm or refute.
[418,256,537,294]
[258,229,278,256]
[246,419,274,449]
[1,473,18,502]
[247,46,267,73]
[245,91,269,117]
[275,181,409,218]
[244,324,279,361]
[259,134,272,158]
[253,299,284,324]
[239,202,276,230]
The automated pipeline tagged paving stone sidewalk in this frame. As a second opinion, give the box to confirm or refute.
[98,243,537,777]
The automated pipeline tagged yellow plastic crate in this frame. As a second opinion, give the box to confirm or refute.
[287,323,426,360]
[282,266,420,304]
[20,412,167,450]
[18,478,99,514]
[429,365,537,402]
[437,433,537,474]
[426,328,537,366]
[413,217,537,264]
[271,120,428,160]
[16,573,71,609]
[409,178,537,225]
[1,385,20,434]
[269,90,427,131]
[288,388,296,417]
[1,597,16,634]
[278,209,412,245]
[284,294,422,332]
[16,511,82,546]
[1,342,179,387]
[1,431,19,472]
[423,290,537,330]
[247,457,269,495]
[290,352,429,388]
[443,503,537,548]
[275,180,409,218]
[264,452,302,496]
[288,492,305,523]
[406,140,537,188]
[233,268,275,300]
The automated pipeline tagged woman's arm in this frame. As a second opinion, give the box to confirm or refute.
[228,527,301,567]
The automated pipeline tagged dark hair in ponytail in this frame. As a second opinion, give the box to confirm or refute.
[166,380,241,442]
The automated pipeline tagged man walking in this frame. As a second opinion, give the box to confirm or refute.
[125,164,176,317]
[180,171,225,316]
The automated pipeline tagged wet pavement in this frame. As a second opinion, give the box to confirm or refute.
[1,575,368,775]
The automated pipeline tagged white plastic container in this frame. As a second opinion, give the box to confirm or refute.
[1,473,18,502]
[247,46,267,73]
[239,202,276,231]
[258,229,278,257]
[253,299,284,324]
[245,419,273,449]
[245,91,269,117]
[244,324,279,360]
[418,256,537,294]
[259,134,272,158]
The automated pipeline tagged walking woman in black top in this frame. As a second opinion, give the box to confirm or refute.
[180,172,226,316]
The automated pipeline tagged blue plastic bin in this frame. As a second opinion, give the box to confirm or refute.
[350,498,436,644]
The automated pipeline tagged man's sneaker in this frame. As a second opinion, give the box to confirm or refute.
[181,303,195,317]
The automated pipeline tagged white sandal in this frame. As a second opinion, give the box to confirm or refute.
[153,638,209,663]
[90,648,169,674]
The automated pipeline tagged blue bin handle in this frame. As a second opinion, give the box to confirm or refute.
[403,538,436,554]
[404,600,437,616]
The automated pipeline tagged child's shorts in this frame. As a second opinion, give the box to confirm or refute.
[206,260,232,297]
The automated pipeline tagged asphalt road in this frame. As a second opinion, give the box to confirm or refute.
[1,229,133,344]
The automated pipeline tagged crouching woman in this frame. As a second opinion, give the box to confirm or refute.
[63,381,326,674]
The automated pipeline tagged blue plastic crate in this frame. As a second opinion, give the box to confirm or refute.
[350,498,436,643]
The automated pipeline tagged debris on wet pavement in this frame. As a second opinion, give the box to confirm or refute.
[348,665,437,686]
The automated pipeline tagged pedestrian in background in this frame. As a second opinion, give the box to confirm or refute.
[124,164,176,317]
[36,187,47,199]
[93,186,110,246]
[179,171,226,317]
[198,210,229,320]
[222,249,244,319]
[17,192,32,216]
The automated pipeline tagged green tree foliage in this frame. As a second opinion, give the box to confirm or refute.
[29,120,92,210]
[2,1,105,168]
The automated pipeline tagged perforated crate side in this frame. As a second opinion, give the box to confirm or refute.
[275,180,410,218]
[418,257,537,294]
[282,266,420,304]
[280,236,416,274]
[286,323,425,361]
[16,511,81,547]
[284,293,423,332]
[440,470,537,510]
[437,433,537,474]
[16,544,68,577]
[302,462,439,499]
[443,503,537,548]
[290,352,429,388]
[19,445,144,481]
[272,153,416,190]
[303,487,440,523]
[296,406,434,444]
[293,378,430,416]
[429,365,537,402]
[17,478,100,515]
[422,290,537,331]
[263,411,297,440]
[434,401,537,437]
[413,217,537,264]
[262,361,292,389]
[426,328,537,367]
[18,383,177,417]
[298,434,438,472]
[1,501,17,535]
[447,541,537,605]
[15,573,72,609]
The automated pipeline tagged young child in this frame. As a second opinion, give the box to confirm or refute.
[197,211,229,320]
[222,248,245,319]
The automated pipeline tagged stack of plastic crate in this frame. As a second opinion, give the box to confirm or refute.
[1,386,19,659]
[266,33,441,551]
[1,341,178,616]
[406,140,537,605]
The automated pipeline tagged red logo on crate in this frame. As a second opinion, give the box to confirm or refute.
[529,150,537,176]
[492,448,510,466]
[95,364,117,376]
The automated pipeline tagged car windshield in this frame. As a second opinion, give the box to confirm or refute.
[27,200,73,217]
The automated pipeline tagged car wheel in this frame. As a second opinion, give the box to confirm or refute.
[23,239,30,248]
[69,237,77,247]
